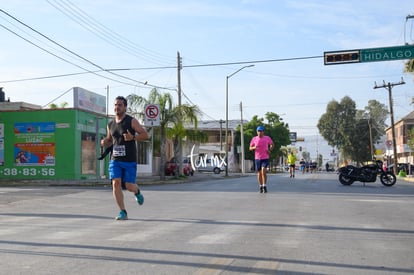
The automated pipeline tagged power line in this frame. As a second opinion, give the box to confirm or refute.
[46,0,175,66]
[0,55,324,84]
[0,22,136,86]
[0,9,173,91]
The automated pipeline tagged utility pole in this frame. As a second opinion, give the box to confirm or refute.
[240,102,245,174]
[219,119,224,151]
[177,51,183,175]
[374,78,405,175]
[368,117,374,160]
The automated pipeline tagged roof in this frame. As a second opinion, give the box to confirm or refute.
[186,119,248,130]
[0,101,41,111]
[401,110,414,120]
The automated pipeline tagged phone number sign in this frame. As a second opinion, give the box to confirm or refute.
[0,167,55,177]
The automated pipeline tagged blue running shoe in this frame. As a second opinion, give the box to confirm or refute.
[135,192,144,205]
[115,210,128,220]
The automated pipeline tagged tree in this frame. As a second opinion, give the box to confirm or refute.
[318,97,388,165]
[48,102,68,109]
[404,59,414,104]
[166,104,201,176]
[127,89,200,179]
[235,112,290,168]
[317,96,356,158]
[406,128,414,166]
[356,99,389,158]
[404,59,414,74]
[317,100,342,150]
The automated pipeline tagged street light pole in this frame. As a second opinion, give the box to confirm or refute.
[225,64,254,176]
[240,101,245,174]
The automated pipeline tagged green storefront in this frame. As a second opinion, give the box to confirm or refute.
[0,108,108,180]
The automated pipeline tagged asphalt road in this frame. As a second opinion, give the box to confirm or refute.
[1,172,414,275]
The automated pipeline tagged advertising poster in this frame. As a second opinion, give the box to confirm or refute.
[14,122,56,166]
[73,87,106,115]
[81,132,96,174]
[0,123,4,166]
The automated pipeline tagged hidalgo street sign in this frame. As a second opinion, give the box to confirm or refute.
[360,45,414,63]
[324,44,414,65]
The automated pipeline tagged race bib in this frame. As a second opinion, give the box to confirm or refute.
[113,145,126,157]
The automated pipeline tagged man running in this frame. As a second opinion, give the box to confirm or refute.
[101,96,149,220]
[249,126,274,193]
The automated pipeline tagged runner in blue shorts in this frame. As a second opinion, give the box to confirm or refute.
[249,126,274,193]
[101,96,149,220]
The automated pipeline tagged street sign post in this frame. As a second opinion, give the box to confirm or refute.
[324,44,414,65]
[144,104,160,126]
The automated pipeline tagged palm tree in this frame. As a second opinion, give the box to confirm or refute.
[127,88,201,180]
[404,59,414,104]
[48,102,68,109]
[405,59,414,73]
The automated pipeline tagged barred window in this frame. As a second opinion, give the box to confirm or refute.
[136,141,149,164]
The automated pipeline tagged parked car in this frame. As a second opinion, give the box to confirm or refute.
[195,158,225,174]
[386,163,414,174]
[165,157,194,176]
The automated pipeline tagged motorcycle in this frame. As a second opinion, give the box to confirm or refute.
[338,160,396,187]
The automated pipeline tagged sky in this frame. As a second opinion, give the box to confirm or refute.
[1,0,414,160]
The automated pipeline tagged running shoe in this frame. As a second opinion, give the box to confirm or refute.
[259,186,263,193]
[135,192,144,205]
[263,186,268,193]
[115,210,128,220]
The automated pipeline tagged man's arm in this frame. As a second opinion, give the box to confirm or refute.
[132,118,149,141]
[101,125,113,147]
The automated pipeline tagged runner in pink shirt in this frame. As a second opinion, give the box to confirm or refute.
[249,126,274,193]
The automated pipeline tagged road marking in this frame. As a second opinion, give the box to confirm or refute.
[248,260,280,274]
[109,221,188,242]
[346,199,412,203]
[189,233,229,244]
[193,257,234,275]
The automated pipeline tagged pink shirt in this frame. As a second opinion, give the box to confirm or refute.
[250,136,273,160]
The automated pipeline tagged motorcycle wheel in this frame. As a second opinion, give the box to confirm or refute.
[339,174,354,185]
[380,172,396,186]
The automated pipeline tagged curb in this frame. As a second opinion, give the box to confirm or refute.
[0,173,249,187]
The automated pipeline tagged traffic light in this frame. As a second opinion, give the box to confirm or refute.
[324,50,360,65]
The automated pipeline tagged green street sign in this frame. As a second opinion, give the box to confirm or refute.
[360,45,414,63]
[324,45,414,65]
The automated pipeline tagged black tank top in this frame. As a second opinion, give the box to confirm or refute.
[108,115,137,162]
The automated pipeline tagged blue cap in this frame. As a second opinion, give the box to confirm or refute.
[257,126,264,131]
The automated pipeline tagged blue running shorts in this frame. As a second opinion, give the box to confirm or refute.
[109,160,137,183]
[255,159,269,172]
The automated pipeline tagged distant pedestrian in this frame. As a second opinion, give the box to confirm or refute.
[325,162,329,172]
[300,158,306,174]
[287,152,297,178]
[249,126,274,193]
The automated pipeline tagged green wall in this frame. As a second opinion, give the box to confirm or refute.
[0,108,108,180]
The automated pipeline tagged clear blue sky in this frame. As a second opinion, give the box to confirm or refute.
[1,0,414,159]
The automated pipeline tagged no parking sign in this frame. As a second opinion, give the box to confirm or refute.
[144,104,160,126]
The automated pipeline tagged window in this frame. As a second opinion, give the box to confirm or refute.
[136,141,149,164]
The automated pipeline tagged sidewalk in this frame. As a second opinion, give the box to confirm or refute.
[0,172,249,187]
[401,175,414,183]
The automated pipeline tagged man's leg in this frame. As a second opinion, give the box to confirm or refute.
[262,167,268,193]
[113,178,125,210]
[122,163,144,205]
[262,167,267,184]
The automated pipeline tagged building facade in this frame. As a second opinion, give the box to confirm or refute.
[385,110,414,165]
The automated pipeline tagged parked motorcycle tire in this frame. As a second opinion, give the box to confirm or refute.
[338,174,354,185]
[380,172,396,187]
